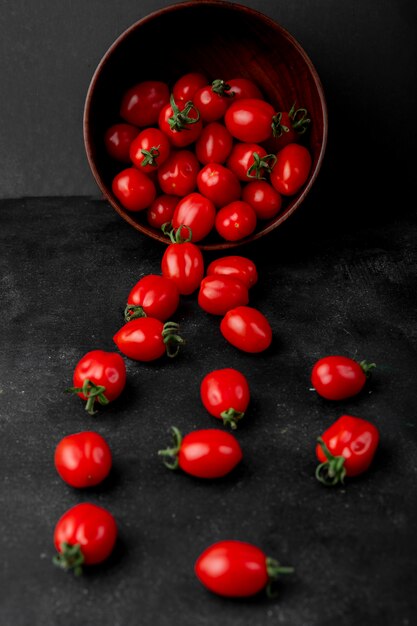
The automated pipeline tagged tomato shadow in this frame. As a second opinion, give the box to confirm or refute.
[198,575,298,606]
[80,534,129,578]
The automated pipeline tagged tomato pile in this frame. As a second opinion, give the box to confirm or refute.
[105,73,313,243]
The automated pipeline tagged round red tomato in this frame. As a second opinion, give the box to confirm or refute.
[54,431,112,488]
[147,194,178,229]
[224,98,275,143]
[215,200,257,241]
[125,274,180,322]
[270,143,312,196]
[158,150,199,197]
[158,95,203,147]
[195,122,233,165]
[113,317,184,361]
[195,540,294,598]
[172,192,216,242]
[198,275,249,316]
[161,227,204,295]
[197,163,241,208]
[158,426,243,478]
[104,123,139,162]
[221,306,272,353]
[173,71,208,103]
[120,80,170,127]
[112,167,156,212]
[193,79,234,123]
[53,503,117,574]
[242,180,282,220]
[311,356,376,401]
[226,142,276,181]
[200,367,250,429]
[129,127,170,173]
[67,350,126,415]
[265,105,311,152]
[206,255,258,288]
[226,77,263,100]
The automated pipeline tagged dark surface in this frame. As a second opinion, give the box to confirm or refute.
[1,196,417,625]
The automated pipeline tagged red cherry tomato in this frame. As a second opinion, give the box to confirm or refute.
[147,194,178,229]
[158,150,199,197]
[264,104,311,152]
[224,98,276,143]
[242,180,282,220]
[198,275,249,316]
[220,306,272,353]
[159,427,243,478]
[53,503,117,574]
[226,142,276,181]
[67,350,126,415]
[226,77,263,100]
[195,122,233,165]
[120,80,170,127]
[173,71,209,103]
[206,255,258,289]
[113,317,184,361]
[195,540,294,598]
[158,95,203,147]
[54,432,112,488]
[311,356,375,401]
[315,415,380,486]
[215,200,257,241]
[125,274,180,322]
[112,167,156,212]
[129,127,171,173]
[200,367,250,429]
[172,192,216,242]
[193,79,234,123]
[197,163,241,208]
[161,226,204,295]
[270,143,312,196]
[104,123,139,162]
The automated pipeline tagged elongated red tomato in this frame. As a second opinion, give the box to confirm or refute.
[198,275,249,316]
[200,368,250,429]
[242,180,282,220]
[220,306,272,353]
[113,317,184,361]
[195,122,233,165]
[161,226,204,295]
[270,143,312,196]
[315,415,380,486]
[112,167,156,212]
[124,274,180,322]
[206,256,258,288]
[195,540,294,597]
[171,192,216,242]
[158,427,243,478]
[224,98,276,143]
[311,356,376,400]
[54,431,112,488]
[120,80,170,127]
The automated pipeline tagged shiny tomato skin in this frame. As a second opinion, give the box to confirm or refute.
[158,150,199,197]
[112,167,156,212]
[126,274,180,321]
[215,201,257,241]
[195,122,233,165]
[172,192,216,242]
[129,127,170,173]
[206,256,258,289]
[226,142,268,181]
[220,306,272,353]
[120,80,170,127]
[226,78,263,100]
[72,350,126,404]
[104,123,139,162]
[200,368,250,419]
[158,99,203,148]
[113,317,166,361]
[198,276,249,315]
[179,429,243,478]
[270,143,312,196]
[311,356,368,400]
[147,194,178,229]
[195,540,269,597]
[54,503,117,566]
[197,163,241,208]
[242,180,282,220]
[225,98,275,143]
[161,241,204,295]
[54,432,112,488]
[193,85,231,123]
[173,72,209,102]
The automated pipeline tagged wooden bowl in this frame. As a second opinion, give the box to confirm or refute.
[83,0,328,250]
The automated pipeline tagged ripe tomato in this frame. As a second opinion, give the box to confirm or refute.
[53,503,117,574]
[104,123,139,162]
[161,226,204,295]
[114,317,184,361]
[226,142,276,181]
[125,274,180,322]
[129,127,171,173]
[54,432,112,488]
[265,104,311,152]
[158,95,203,147]
[158,150,199,197]
[197,163,241,208]
[226,77,263,100]
[221,306,272,353]
[242,180,282,220]
[195,122,233,165]
[206,255,258,289]
[158,426,243,478]
[198,276,249,316]
[193,79,234,123]
[270,143,312,196]
[120,80,170,127]
[224,98,276,143]
[200,367,250,429]
[67,350,126,415]
[112,167,156,212]
[195,540,294,598]
[147,194,178,229]
[315,415,380,486]
[311,356,376,401]
[215,200,257,241]
[171,192,216,242]
[173,71,208,103]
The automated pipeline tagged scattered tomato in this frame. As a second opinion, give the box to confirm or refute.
[54,431,112,488]
[311,355,376,401]
[200,367,250,429]
[125,274,180,322]
[220,306,272,353]
[171,192,216,242]
[161,225,205,295]
[114,317,184,361]
[206,255,258,288]
[198,275,249,316]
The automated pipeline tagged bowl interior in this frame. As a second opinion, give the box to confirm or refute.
[84,0,327,250]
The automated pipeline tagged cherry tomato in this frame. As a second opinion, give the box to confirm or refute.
[226,77,263,100]
[161,226,204,295]
[113,317,184,361]
[112,167,156,212]
[158,150,199,197]
[242,180,282,220]
[120,80,170,127]
[311,356,376,401]
[67,350,126,415]
[159,426,243,478]
[54,432,112,488]
[124,274,180,322]
[193,79,234,123]
[129,127,171,173]
[197,163,241,208]
[220,306,272,353]
[224,98,276,143]
[315,415,380,486]
[195,540,294,598]
[173,71,208,103]
[158,95,203,147]
[53,503,117,574]
[215,200,257,241]
[264,104,311,152]
[172,192,216,242]
[226,142,276,181]
[195,122,233,165]
[104,123,139,162]
[206,255,258,289]
[270,143,312,196]
[198,275,249,316]
[147,194,178,229]
[200,367,250,429]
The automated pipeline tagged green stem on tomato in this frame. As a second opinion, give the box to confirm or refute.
[161,223,193,244]
[271,112,290,138]
[220,407,245,430]
[289,103,311,134]
[265,556,295,598]
[359,360,376,377]
[247,152,277,180]
[158,426,182,470]
[211,79,234,97]
[162,321,185,358]
[140,145,160,167]
[53,542,84,576]
[315,437,347,486]
[124,304,147,322]
[65,378,109,415]
[168,94,200,132]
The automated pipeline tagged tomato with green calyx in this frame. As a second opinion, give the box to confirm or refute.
[311,355,376,400]
[171,192,216,242]
[159,95,202,148]
[125,274,180,322]
[114,317,184,361]
[193,79,235,123]
[129,127,171,173]
[161,225,204,295]
[200,367,250,429]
